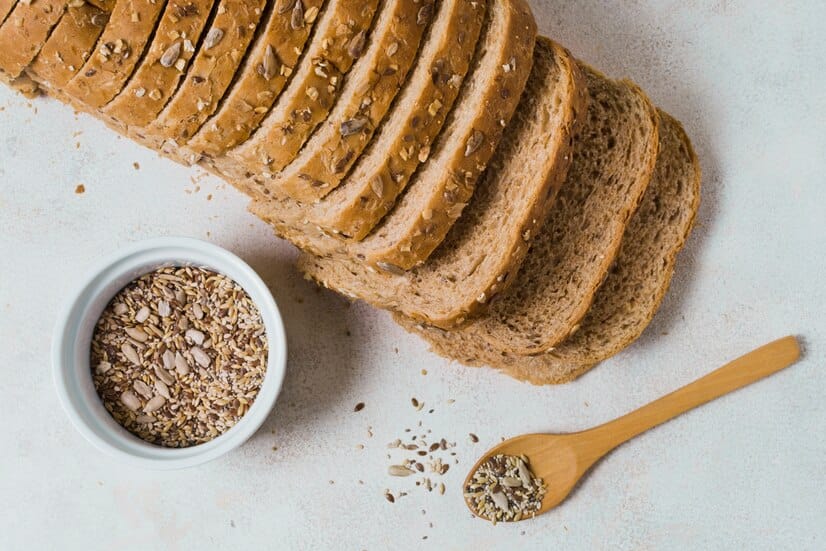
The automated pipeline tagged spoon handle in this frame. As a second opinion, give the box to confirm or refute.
[583,336,801,456]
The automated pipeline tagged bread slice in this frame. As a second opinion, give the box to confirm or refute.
[186,0,324,157]
[144,0,267,151]
[253,0,435,203]
[297,37,587,329]
[252,0,486,239]
[395,110,701,384]
[29,3,108,88]
[234,0,425,191]
[0,0,68,79]
[63,0,168,108]
[102,0,217,128]
[252,0,537,271]
[473,64,659,355]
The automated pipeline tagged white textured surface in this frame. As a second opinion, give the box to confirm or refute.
[1,1,824,549]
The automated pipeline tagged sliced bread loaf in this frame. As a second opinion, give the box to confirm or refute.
[63,0,168,107]
[395,110,701,384]
[29,3,108,87]
[474,64,659,355]
[186,0,324,157]
[297,37,587,328]
[253,0,486,239]
[0,0,68,78]
[145,0,267,151]
[252,0,537,271]
[254,0,436,203]
[102,0,217,127]
[219,0,380,182]
[234,0,426,190]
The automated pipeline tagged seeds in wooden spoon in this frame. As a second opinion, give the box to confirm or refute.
[464,454,547,524]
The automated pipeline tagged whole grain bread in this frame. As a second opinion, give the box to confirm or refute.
[146,0,267,152]
[395,110,701,384]
[187,0,324,157]
[29,3,108,88]
[252,0,537,271]
[223,0,381,182]
[253,0,486,239]
[255,0,434,203]
[102,0,217,127]
[297,37,587,328]
[63,0,168,107]
[473,63,660,356]
[0,0,67,79]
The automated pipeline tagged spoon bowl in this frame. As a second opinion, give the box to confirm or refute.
[464,336,801,521]
[463,433,586,517]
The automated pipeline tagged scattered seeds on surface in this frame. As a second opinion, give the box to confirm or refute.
[469,433,479,443]
[354,402,365,412]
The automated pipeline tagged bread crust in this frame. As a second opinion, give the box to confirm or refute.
[145,0,267,152]
[253,0,487,240]
[227,0,387,182]
[0,0,68,78]
[258,0,435,203]
[63,0,168,108]
[103,0,216,127]
[29,3,108,88]
[187,0,325,157]
[0,0,18,27]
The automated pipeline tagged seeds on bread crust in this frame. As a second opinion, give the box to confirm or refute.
[147,0,268,154]
[249,0,487,242]
[0,0,70,79]
[103,0,215,128]
[224,0,380,181]
[28,2,108,88]
[253,0,435,204]
[186,0,324,157]
[63,0,167,107]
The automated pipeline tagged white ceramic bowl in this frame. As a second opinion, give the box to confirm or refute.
[52,237,287,469]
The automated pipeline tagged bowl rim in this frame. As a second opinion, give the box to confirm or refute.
[52,236,287,469]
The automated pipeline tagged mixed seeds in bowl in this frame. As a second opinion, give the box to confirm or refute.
[90,266,268,447]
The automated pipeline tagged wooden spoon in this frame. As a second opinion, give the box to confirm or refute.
[464,336,801,521]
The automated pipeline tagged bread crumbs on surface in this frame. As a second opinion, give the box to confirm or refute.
[133,162,140,170]
[74,184,85,194]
